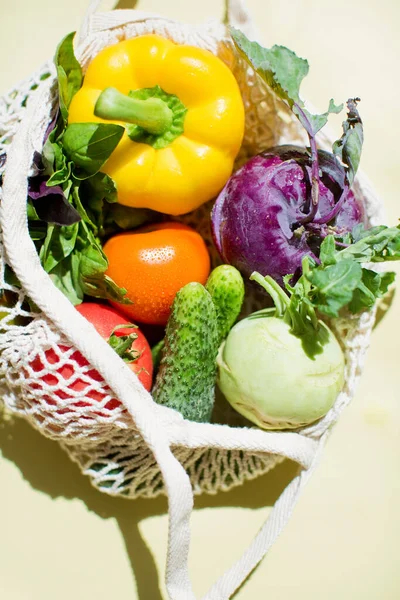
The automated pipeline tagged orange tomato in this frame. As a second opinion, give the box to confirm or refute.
[103,222,211,325]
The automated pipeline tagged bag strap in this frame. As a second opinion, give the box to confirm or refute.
[201,437,324,600]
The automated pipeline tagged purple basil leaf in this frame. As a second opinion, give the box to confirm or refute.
[28,176,81,226]
[30,150,46,178]
[44,108,59,143]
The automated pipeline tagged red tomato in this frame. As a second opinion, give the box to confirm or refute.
[27,303,153,415]
[76,303,153,391]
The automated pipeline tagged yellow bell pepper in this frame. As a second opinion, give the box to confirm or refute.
[68,34,245,215]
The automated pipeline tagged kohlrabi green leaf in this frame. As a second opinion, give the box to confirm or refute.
[55,32,83,122]
[62,123,124,178]
[251,269,331,359]
[297,98,343,136]
[231,28,342,141]
[338,224,400,263]
[332,98,363,185]
[348,268,396,314]
[319,235,337,266]
[378,270,397,295]
[351,223,386,242]
[293,225,400,318]
[307,259,363,317]
[231,28,308,107]
[250,271,321,357]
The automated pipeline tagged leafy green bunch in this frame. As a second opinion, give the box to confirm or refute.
[27,33,153,305]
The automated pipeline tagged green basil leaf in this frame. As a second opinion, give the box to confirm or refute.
[84,172,118,205]
[79,242,129,303]
[70,184,98,232]
[103,204,155,235]
[55,32,83,122]
[49,252,84,305]
[78,171,156,237]
[41,138,56,174]
[46,158,72,186]
[41,138,67,177]
[62,123,124,177]
[27,199,40,221]
[4,265,21,289]
[29,225,48,241]
[40,222,79,273]
[78,173,119,235]
[53,141,66,171]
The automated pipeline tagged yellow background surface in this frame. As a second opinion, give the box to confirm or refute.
[1,1,400,599]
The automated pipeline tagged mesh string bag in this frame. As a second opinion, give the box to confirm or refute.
[0,1,387,598]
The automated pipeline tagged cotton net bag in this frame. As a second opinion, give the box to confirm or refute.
[0,0,386,598]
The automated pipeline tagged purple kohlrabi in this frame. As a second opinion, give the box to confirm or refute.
[211,145,366,284]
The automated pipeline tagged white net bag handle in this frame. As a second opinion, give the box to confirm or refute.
[0,2,325,599]
[78,0,257,42]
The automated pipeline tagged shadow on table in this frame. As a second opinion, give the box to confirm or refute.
[0,413,298,600]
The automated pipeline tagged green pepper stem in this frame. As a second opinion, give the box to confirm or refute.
[94,87,173,135]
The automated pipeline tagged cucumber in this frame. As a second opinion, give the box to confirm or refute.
[152,282,219,423]
[205,265,245,343]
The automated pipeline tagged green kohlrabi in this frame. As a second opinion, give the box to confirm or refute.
[216,270,345,430]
